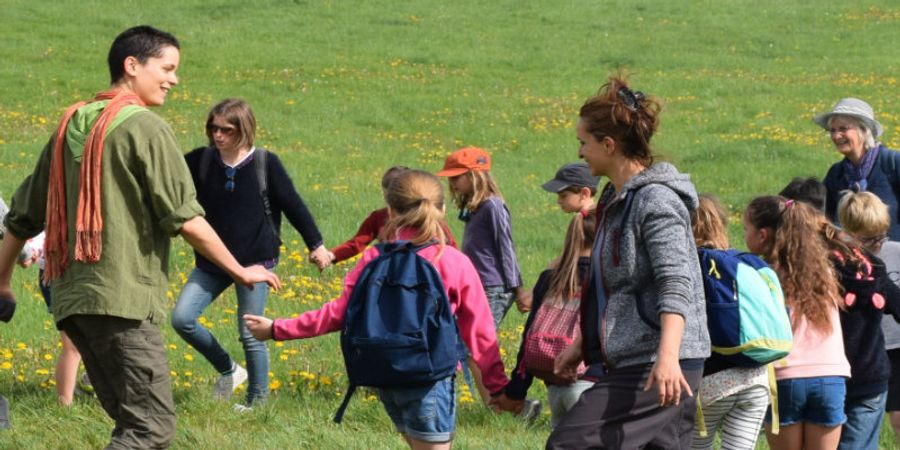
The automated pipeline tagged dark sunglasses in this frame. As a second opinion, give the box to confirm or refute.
[207,124,237,136]
[225,167,236,192]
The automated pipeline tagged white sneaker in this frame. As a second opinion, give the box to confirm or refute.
[232,403,253,414]
[213,363,248,400]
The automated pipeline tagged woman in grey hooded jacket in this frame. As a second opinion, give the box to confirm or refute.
[547,77,710,449]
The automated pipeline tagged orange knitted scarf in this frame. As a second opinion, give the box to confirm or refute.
[43,90,145,282]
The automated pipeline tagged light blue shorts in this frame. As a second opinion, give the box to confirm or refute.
[765,376,846,427]
[377,376,456,443]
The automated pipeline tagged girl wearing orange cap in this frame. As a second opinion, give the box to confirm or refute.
[437,147,530,329]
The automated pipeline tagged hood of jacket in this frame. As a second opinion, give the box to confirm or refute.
[619,162,698,212]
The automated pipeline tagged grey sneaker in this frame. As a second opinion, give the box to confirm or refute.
[213,364,248,400]
[517,398,541,424]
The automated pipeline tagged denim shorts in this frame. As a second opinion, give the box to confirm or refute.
[377,376,456,443]
[765,376,847,427]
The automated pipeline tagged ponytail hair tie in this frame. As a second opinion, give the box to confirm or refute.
[784,199,795,209]
[617,87,645,112]
[580,209,590,218]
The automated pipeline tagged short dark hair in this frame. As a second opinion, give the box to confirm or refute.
[107,25,179,84]
[559,185,598,197]
[779,177,826,212]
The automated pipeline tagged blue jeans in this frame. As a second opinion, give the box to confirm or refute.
[171,267,270,405]
[377,376,456,443]
[484,285,514,329]
[838,390,887,450]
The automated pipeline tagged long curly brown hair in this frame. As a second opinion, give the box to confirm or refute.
[745,196,841,332]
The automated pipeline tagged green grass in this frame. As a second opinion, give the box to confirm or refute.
[1,0,899,448]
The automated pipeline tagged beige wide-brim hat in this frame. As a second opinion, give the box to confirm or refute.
[813,97,883,139]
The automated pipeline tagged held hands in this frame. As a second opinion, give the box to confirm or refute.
[243,314,274,341]
[643,355,692,407]
[238,265,282,290]
[308,245,332,271]
[515,287,533,313]
[553,340,583,384]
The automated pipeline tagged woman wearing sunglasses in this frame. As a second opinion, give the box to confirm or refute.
[173,98,330,409]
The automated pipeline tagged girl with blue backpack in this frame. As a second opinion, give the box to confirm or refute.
[690,195,782,450]
[244,169,507,450]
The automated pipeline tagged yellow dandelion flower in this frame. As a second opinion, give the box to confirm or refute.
[270,379,282,390]
[0,362,12,370]
[35,369,50,375]
[43,353,53,361]
[184,353,194,361]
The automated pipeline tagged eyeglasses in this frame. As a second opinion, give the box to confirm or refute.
[224,167,236,192]
[207,124,237,136]
[827,125,853,136]
[859,234,888,248]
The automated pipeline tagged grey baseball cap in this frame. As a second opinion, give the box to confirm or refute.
[541,162,600,193]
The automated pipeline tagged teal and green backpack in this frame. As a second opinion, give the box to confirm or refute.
[698,248,793,366]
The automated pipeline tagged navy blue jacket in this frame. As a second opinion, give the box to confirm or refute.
[825,145,900,241]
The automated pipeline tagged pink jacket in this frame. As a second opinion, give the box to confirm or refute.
[273,231,509,393]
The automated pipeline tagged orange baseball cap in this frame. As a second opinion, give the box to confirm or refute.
[436,147,491,177]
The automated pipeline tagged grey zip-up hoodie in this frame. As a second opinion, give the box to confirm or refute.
[582,162,710,370]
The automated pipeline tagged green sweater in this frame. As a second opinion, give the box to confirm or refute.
[4,104,203,324]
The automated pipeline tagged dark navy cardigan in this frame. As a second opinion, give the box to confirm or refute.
[184,147,323,275]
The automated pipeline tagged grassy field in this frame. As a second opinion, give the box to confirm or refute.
[1,0,899,448]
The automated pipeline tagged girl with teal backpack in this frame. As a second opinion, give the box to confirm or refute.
[690,195,790,450]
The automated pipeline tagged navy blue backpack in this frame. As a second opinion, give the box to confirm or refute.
[334,241,465,423]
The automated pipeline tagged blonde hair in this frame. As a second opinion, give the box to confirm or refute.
[837,191,890,236]
[546,208,597,301]
[451,170,503,212]
[381,170,447,255]
[691,194,730,250]
[745,196,841,332]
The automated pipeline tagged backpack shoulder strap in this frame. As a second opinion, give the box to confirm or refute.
[333,384,357,423]
[254,148,278,239]
[198,146,215,185]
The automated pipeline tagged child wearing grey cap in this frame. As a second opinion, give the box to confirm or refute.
[542,162,600,214]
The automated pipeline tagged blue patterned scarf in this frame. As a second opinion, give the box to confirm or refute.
[842,145,881,192]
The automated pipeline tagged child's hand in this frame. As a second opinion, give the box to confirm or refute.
[554,338,583,383]
[243,314,274,341]
[515,288,532,313]
[309,245,331,271]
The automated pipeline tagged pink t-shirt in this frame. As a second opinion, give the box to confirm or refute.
[273,229,509,393]
[775,304,851,380]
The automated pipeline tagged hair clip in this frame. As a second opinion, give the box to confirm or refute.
[617,87,645,112]
[784,199,795,209]
[580,209,590,218]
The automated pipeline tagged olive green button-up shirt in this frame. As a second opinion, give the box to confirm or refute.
[4,105,203,324]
